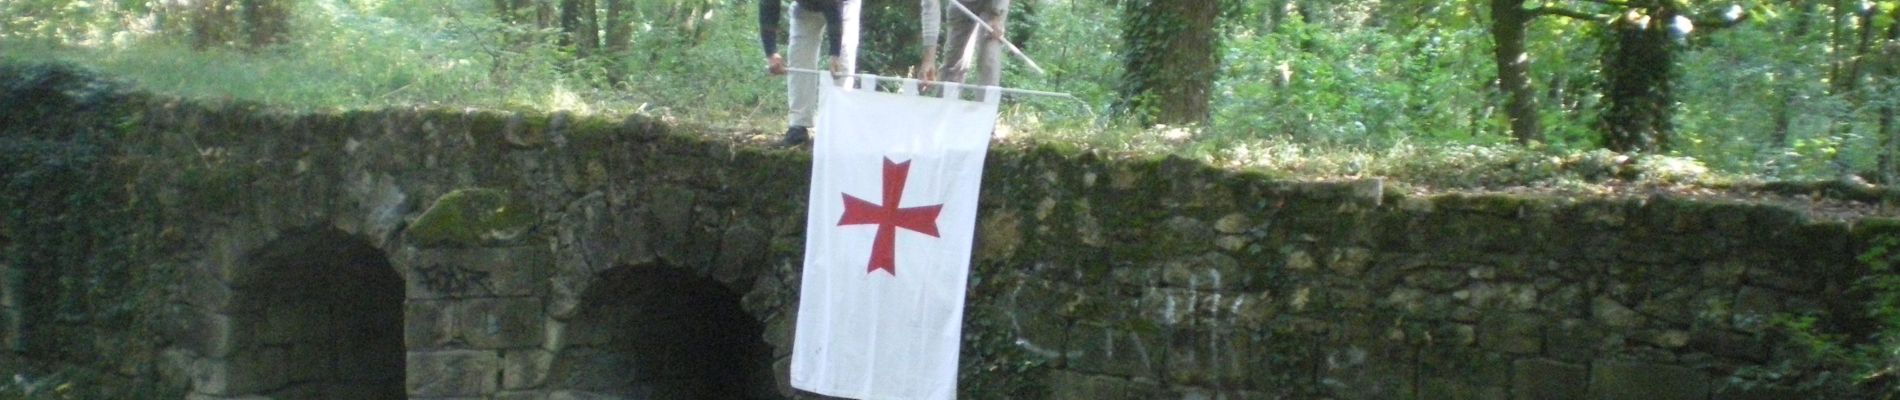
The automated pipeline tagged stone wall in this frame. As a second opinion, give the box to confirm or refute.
[1,64,1893,399]
[970,154,1879,399]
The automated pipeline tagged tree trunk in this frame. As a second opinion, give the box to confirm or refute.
[1118,0,1223,127]
[1771,0,1818,148]
[497,0,536,24]
[1825,3,1879,168]
[581,0,599,55]
[604,0,635,52]
[1295,0,1328,27]
[1599,7,1677,153]
[239,0,290,48]
[1490,0,1541,145]
[601,0,637,84]
[1880,88,1897,182]
[190,0,237,49]
[1771,91,1795,148]
[537,2,556,32]
[1875,6,1900,182]
[1841,4,1878,99]
[1830,0,1850,84]
[560,0,599,58]
[1265,0,1287,32]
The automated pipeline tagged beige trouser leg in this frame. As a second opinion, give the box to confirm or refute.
[787,0,861,128]
[940,0,1008,99]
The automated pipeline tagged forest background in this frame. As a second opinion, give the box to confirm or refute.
[3,0,1898,191]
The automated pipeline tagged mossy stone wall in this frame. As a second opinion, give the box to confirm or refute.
[1,63,1891,399]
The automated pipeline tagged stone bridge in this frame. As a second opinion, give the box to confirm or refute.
[0,64,1890,399]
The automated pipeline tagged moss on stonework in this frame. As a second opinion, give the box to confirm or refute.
[566,113,619,139]
[1436,193,1533,217]
[467,109,510,142]
[507,111,551,148]
[407,188,536,248]
[178,163,261,213]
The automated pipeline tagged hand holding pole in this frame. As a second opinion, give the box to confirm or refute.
[947,0,1045,75]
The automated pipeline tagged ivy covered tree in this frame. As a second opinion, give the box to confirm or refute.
[180,0,292,50]
[1118,0,1224,127]
[1500,0,1747,153]
[1490,0,1542,144]
[1597,4,1685,153]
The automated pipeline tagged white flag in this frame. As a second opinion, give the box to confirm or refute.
[791,76,1000,400]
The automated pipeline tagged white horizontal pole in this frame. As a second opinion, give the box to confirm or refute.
[782,68,1074,99]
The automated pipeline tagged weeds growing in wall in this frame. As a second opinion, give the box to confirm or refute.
[0,63,184,399]
[1737,232,1900,398]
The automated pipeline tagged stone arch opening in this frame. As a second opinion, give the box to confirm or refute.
[549,264,777,399]
[227,227,405,399]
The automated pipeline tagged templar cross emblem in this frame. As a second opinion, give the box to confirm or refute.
[837,158,943,275]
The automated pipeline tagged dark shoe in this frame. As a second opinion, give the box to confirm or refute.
[779,126,811,147]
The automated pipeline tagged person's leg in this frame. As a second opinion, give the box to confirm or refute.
[973,0,1010,88]
[939,0,980,86]
[839,0,862,78]
[787,2,826,131]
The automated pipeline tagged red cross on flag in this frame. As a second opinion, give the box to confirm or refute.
[791,76,1000,400]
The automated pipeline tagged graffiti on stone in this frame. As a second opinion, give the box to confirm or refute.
[415,263,494,296]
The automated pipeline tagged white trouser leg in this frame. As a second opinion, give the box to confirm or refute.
[839,0,861,77]
[787,3,825,128]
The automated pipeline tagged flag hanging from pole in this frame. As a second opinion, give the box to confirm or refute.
[790,76,1001,400]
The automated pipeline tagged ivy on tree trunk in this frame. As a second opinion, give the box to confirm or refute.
[1117,0,1222,127]
[1600,7,1677,153]
[1491,0,1542,145]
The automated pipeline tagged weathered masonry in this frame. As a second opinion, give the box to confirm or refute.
[2,64,1892,399]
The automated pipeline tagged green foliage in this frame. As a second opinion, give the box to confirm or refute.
[999,0,1121,127]
[858,0,921,76]
[0,0,140,44]
[1740,234,1900,397]
[1848,234,1900,397]
[1216,12,1496,145]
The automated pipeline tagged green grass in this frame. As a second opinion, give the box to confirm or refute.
[0,17,615,113]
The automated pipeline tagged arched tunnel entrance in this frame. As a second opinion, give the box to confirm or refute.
[231,227,405,399]
[548,264,778,399]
